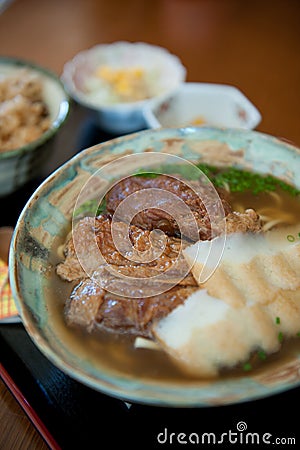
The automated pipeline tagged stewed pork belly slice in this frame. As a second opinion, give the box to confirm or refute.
[56,214,197,286]
[65,278,198,338]
[56,208,262,286]
[105,174,233,240]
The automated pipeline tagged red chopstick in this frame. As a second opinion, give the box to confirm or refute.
[0,363,61,450]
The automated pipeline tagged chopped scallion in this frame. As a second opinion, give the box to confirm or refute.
[287,235,295,242]
[257,350,267,360]
[243,362,252,372]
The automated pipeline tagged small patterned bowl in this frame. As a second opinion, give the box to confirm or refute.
[143,82,261,130]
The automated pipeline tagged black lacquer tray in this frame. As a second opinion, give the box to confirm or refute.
[1,103,299,449]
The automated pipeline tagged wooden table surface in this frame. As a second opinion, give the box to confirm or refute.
[0,0,300,449]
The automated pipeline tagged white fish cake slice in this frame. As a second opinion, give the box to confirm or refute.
[266,290,300,336]
[183,231,300,298]
[154,289,280,377]
[154,229,300,377]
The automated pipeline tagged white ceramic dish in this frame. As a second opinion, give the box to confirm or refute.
[143,82,261,130]
[61,41,186,134]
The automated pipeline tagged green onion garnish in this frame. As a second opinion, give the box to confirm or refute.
[257,350,267,360]
[287,235,295,242]
[243,362,252,372]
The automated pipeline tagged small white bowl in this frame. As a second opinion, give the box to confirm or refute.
[143,82,261,130]
[61,41,186,134]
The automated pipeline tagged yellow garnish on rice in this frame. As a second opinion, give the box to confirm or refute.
[95,65,148,101]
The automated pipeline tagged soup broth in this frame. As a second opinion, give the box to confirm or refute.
[47,185,300,382]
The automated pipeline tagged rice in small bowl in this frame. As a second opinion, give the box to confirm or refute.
[0,56,69,197]
[61,41,186,134]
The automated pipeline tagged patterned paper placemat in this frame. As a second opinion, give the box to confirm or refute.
[0,258,20,322]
